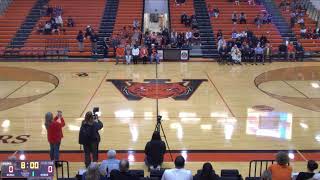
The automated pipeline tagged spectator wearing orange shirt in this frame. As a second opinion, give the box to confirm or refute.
[287,42,295,61]
[268,152,292,180]
[115,45,125,64]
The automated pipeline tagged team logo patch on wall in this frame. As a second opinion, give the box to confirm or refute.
[107,79,207,100]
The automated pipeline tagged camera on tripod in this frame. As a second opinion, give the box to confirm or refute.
[157,115,162,123]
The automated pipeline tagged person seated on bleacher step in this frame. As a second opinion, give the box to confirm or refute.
[161,156,192,180]
[144,131,166,170]
[82,162,105,180]
[194,162,219,180]
[99,150,120,179]
[110,159,139,180]
[294,160,318,180]
[268,151,292,180]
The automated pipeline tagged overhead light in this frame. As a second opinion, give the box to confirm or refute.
[311,82,320,88]
[299,122,309,129]
[1,120,10,128]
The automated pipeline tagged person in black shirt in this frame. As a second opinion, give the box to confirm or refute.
[144,131,166,169]
[278,43,288,60]
[79,111,103,168]
[296,160,318,180]
[295,42,304,61]
[110,160,139,180]
[90,32,99,55]
[194,163,219,180]
[76,30,84,52]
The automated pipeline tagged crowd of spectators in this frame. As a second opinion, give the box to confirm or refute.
[230,11,272,28]
[284,0,320,40]
[217,28,305,64]
[77,151,320,180]
[36,5,75,35]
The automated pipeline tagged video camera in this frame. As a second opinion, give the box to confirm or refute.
[93,107,100,121]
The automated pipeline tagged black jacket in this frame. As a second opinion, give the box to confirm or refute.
[79,120,103,145]
[144,140,166,167]
[110,170,139,180]
[193,173,220,180]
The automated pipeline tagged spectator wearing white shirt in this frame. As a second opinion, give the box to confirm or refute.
[132,45,140,64]
[185,31,193,45]
[161,156,192,180]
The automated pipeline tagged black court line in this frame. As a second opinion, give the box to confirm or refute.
[205,71,235,117]
[79,72,109,117]
[282,81,309,98]
[1,81,29,99]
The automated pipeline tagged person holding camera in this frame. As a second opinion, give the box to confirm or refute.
[144,131,166,170]
[79,111,103,168]
[45,111,65,165]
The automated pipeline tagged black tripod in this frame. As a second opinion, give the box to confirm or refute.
[154,115,174,161]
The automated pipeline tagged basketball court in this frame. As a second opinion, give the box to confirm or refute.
[0,61,320,176]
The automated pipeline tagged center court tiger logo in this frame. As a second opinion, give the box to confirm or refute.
[107,79,207,100]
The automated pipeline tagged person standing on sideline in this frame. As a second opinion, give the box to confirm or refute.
[79,111,103,168]
[90,32,99,55]
[77,31,84,53]
[45,112,65,166]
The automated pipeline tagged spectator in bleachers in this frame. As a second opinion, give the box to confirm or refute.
[186,30,193,46]
[218,37,226,52]
[254,43,264,64]
[82,162,103,180]
[254,15,262,28]
[140,45,148,64]
[85,25,94,38]
[208,4,214,17]
[295,160,318,180]
[295,42,304,61]
[55,15,63,27]
[217,29,223,40]
[297,17,305,27]
[144,131,166,170]
[181,12,188,24]
[278,43,288,60]
[231,30,238,39]
[161,156,192,180]
[102,37,109,58]
[193,29,201,46]
[191,17,198,29]
[132,44,140,64]
[194,162,219,180]
[218,44,229,64]
[263,43,273,63]
[242,42,253,63]
[79,111,103,168]
[99,150,120,178]
[111,34,120,57]
[259,34,268,47]
[90,32,99,55]
[213,8,220,18]
[231,12,238,24]
[248,0,255,6]
[149,44,159,64]
[300,25,307,38]
[133,19,139,29]
[110,159,139,180]
[279,0,287,11]
[268,151,292,180]
[314,27,320,39]
[239,12,247,24]
[44,21,52,35]
[231,45,242,64]
[287,42,296,61]
[234,0,240,6]
[37,22,44,34]
[76,31,84,53]
[115,45,125,64]
[45,111,65,165]
[125,44,132,64]
[67,16,74,27]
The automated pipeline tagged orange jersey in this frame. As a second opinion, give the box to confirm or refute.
[116,47,125,57]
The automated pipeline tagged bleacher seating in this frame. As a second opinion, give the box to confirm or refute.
[169,0,195,32]
[0,0,36,48]
[22,0,106,57]
[206,0,283,47]
[274,0,320,52]
[109,0,143,56]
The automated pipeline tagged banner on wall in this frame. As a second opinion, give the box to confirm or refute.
[157,50,164,60]
[180,50,189,60]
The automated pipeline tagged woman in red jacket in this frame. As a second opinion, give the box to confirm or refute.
[45,111,65,162]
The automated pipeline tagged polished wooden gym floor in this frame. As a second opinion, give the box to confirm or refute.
[0,61,320,176]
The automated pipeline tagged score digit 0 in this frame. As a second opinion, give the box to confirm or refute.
[48,165,53,173]
[8,165,14,173]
